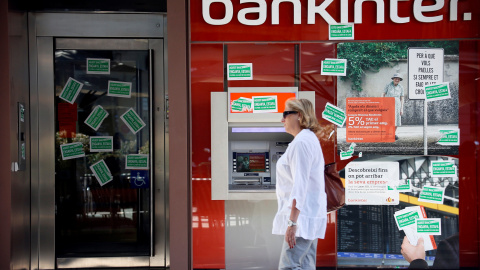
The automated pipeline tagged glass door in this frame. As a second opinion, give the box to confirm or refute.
[54,47,152,257]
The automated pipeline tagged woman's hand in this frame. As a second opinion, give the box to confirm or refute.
[400,108,404,116]
[285,226,297,249]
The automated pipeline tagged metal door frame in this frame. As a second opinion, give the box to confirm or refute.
[28,12,168,269]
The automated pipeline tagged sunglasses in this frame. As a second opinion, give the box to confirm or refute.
[282,111,298,119]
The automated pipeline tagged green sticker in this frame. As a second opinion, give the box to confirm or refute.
[416,219,441,235]
[437,129,460,146]
[19,103,25,122]
[425,83,450,101]
[340,149,354,160]
[126,154,149,170]
[395,211,420,228]
[107,81,132,98]
[60,142,85,160]
[227,63,253,80]
[430,161,457,177]
[90,160,113,186]
[85,105,109,131]
[322,102,346,127]
[418,186,445,204]
[121,108,146,134]
[396,179,412,192]
[86,58,110,74]
[21,142,26,160]
[90,136,113,152]
[253,96,277,113]
[231,97,252,112]
[321,59,347,76]
[59,77,84,104]
[329,24,354,40]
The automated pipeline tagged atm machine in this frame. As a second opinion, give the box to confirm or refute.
[211,87,315,200]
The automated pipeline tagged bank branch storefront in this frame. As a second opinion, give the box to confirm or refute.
[190,0,479,269]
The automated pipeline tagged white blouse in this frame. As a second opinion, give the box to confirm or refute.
[272,129,327,240]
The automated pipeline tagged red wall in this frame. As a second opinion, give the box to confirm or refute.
[191,42,340,268]
[192,0,480,42]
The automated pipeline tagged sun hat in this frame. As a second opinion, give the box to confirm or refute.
[391,73,403,81]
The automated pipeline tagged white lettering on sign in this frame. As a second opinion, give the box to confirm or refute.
[202,0,468,25]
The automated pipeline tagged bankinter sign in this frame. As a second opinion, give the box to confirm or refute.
[202,0,472,26]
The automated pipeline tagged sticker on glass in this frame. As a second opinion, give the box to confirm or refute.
[84,105,109,131]
[86,58,110,74]
[60,142,85,160]
[418,186,445,204]
[322,102,346,127]
[126,154,149,170]
[59,77,84,104]
[90,159,113,186]
[321,59,347,76]
[120,108,146,134]
[107,80,132,98]
[90,136,113,152]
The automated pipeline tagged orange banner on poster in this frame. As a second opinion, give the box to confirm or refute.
[229,92,296,113]
[346,97,395,143]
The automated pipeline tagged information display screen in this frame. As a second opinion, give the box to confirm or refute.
[337,202,459,265]
[235,152,267,172]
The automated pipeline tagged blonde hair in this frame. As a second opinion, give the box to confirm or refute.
[285,98,321,133]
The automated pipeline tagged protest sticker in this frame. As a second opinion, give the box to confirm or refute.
[425,83,451,102]
[231,97,252,112]
[107,81,132,98]
[430,161,457,177]
[329,24,354,40]
[253,96,278,113]
[345,161,399,205]
[90,159,113,186]
[394,209,420,230]
[437,129,460,146]
[121,108,146,134]
[227,63,253,80]
[416,219,442,235]
[86,58,110,74]
[321,59,347,76]
[408,48,444,100]
[322,102,346,127]
[90,136,113,152]
[394,206,437,251]
[396,179,412,192]
[418,186,445,204]
[126,154,149,170]
[60,142,85,160]
[84,105,109,131]
[340,143,356,160]
[59,77,84,104]
[346,97,396,143]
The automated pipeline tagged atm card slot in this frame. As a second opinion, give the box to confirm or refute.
[233,178,261,185]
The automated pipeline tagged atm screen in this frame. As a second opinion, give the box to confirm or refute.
[235,152,267,172]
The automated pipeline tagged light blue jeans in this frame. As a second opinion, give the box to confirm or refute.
[278,237,318,270]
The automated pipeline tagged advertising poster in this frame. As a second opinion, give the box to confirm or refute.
[345,161,399,205]
[337,41,459,155]
[229,92,296,114]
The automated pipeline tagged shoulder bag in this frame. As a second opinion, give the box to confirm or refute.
[325,162,345,212]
